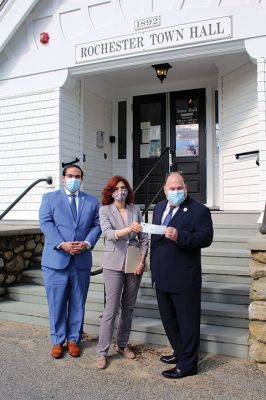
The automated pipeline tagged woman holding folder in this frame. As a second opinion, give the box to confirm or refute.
[96,176,148,369]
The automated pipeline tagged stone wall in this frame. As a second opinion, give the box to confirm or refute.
[247,234,266,373]
[0,231,43,301]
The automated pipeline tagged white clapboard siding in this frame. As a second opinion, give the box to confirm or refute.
[221,62,260,210]
[0,90,61,220]
[114,160,128,180]
[59,85,81,168]
[82,88,113,200]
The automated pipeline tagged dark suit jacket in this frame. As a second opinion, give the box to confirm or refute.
[150,196,213,293]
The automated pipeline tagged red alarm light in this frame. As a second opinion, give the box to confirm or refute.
[40,32,50,44]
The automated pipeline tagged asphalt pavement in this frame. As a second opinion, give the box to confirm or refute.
[0,320,265,400]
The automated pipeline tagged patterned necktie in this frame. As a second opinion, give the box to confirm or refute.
[69,194,77,221]
[162,206,175,226]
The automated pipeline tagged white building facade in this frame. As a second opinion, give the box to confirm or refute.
[0,0,266,220]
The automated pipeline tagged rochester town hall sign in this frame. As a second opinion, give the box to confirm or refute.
[75,16,232,64]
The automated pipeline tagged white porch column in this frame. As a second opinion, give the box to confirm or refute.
[257,59,266,204]
[245,38,266,205]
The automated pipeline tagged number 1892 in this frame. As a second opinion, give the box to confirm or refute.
[134,16,161,31]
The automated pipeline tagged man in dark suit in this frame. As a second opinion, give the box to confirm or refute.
[39,165,101,359]
[150,172,213,379]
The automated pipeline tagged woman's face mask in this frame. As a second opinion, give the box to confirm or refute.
[112,188,128,201]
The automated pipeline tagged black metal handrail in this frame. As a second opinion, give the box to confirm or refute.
[235,150,259,166]
[91,268,103,276]
[62,157,80,168]
[235,150,259,159]
[133,147,175,221]
[0,177,53,220]
[142,186,164,216]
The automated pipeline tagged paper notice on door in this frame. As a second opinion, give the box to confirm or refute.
[142,129,150,143]
[150,125,161,140]
[141,222,166,235]
[140,121,151,129]
[140,144,150,158]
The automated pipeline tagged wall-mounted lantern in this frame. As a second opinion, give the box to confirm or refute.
[152,63,172,83]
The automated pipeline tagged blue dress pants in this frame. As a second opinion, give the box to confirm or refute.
[42,258,90,345]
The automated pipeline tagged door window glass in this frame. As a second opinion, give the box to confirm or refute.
[139,102,161,158]
[175,97,199,157]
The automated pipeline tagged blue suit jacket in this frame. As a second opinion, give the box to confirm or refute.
[39,189,101,270]
[150,196,213,293]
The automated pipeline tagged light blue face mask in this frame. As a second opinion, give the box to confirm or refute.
[167,190,186,206]
[65,178,81,193]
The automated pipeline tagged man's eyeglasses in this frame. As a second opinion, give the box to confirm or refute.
[65,174,82,179]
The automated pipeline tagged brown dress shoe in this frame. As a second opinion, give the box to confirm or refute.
[115,345,135,359]
[67,341,80,357]
[51,344,63,359]
[96,356,107,369]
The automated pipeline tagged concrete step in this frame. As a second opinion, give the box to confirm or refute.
[89,273,250,302]
[133,300,248,328]
[202,254,249,267]
[211,235,253,250]
[22,266,106,286]
[202,264,250,275]
[202,247,250,258]
[6,283,248,329]
[211,224,258,237]
[202,265,251,285]
[138,283,250,305]
[29,232,252,264]
[136,284,249,306]
[201,281,250,305]
[24,263,251,279]
[0,299,248,358]
[23,265,251,286]
[22,269,44,285]
[16,219,253,361]
[210,211,259,224]
[22,266,250,301]
[20,269,250,304]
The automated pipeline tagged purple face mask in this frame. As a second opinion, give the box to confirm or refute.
[112,188,128,201]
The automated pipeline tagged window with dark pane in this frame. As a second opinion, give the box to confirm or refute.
[118,101,127,159]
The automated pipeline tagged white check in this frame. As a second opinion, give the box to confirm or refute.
[141,222,166,235]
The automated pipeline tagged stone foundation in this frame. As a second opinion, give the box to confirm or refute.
[247,234,266,371]
[0,230,43,301]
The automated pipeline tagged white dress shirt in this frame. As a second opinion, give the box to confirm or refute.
[65,188,79,210]
[57,189,91,250]
[161,202,179,224]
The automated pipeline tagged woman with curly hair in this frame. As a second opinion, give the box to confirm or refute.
[96,176,148,369]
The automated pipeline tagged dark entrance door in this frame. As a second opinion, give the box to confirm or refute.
[133,93,167,204]
[170,89,206,203]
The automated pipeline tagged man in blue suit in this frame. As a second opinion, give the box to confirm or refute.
[150,172,213,379]
[39,164,101,359]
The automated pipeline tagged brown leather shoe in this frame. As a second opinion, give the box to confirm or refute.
[51,344,63,359]
[67,341,80,357]
[115,345,135,359]
[96,356,107,369]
